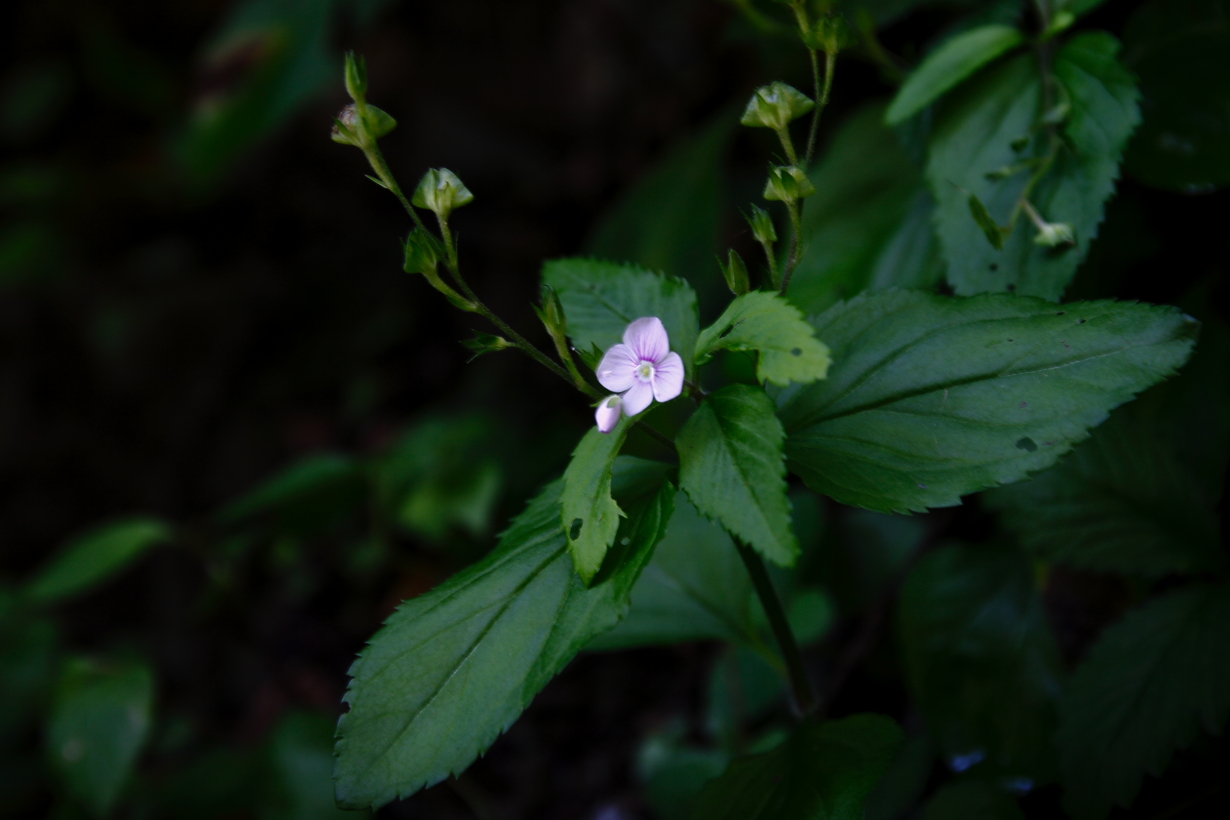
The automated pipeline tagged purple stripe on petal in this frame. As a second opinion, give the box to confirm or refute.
[622,380,654,416]
[597,343,637,392]
[622,317,669,363]
[651,351,684,403]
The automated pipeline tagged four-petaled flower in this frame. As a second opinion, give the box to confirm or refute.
[594,317,683,432]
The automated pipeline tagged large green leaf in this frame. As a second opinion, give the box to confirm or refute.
[927,33,1140,300]
[586,112,734,291]
[899,542,1063,783]
[983,408,1225,577]
[777,290,1197,513]
[791,102,945,317]
[46,658,155,817]
[689,714,904,820]
[695,291,831,386]
[678,385,797,566]
[26,518,172,606]
[561,418,632,583]
[1123,0,1230,192]
[586,498,759,650]
[333,462,674,809]
[1057,583,1230,820]
[542,257,700,378]
[886,24,1026,125]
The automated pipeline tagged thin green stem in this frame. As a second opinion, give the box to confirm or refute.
[549,330,593,395]
[760,238,780,290]
[734,540,817,716]
[774,126,800,167]
[801,49,837,172]
[362,141,429,234]
[780,201,804,293]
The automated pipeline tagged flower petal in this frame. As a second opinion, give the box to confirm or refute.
[623,317,670,363]
[595,395,622,433]
[651,351,684,403]
[621,380,654,416]
[596,343,637,392]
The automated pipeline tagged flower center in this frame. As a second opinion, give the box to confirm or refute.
[635,361,655,382]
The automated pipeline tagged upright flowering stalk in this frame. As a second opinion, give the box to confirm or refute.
[594,317,684,432]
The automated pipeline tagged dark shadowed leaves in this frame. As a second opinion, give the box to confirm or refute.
[1057,583,1230,820]
[689,714,904,820]
[26,519,172,606]
[899,542,1063,783]
[777,290,1196,513]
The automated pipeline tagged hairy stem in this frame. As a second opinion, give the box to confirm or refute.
[735,540,818,716]
[780,201,804,293]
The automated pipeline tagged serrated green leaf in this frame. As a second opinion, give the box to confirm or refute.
[1057,583,1230,820]
[561,418,632,583]
[928,33,1140,300]
[696,292,831,386]
[777,290,1196,513]
[690,714,904,820]
[26,518,172,606]
[334,463,674,810]
[543,257,700,379]
[1123,0,1230,192]
[790,102,946,317]
[900,542,1063,783]
[983,408,1225,577]
[586,498,758,650]
[47,658,155,818]
[886,24,1026,125]
[922,781,1026,820]
[678,385,797,566]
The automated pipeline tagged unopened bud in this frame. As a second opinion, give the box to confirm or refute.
[344,52,368,104]
[403,229,442,275]
[331,102,396,148]
[747,205,777,246]
[1034,221,1075,248]
[720,249,750,296]
[461,333,513,361]
[331,105,361,147]
[413,168,474,219]
[801,15,850,53]
[763,164,816,204]
[537,284,567,338]
[740,82,814,131]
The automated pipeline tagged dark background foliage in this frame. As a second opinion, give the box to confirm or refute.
[1,1,1227,819]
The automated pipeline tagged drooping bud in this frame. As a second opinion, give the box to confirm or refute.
[344,52,368,104]
[747,205,778,245]
[763,164,817,204]
[1033,221,1076,248]
[412,168,474,219]
[595,395,622,434]
[740,82,815,131]
[461,333,513,361]
[720,249,750,296]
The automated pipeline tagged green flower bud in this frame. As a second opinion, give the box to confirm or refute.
[740,82,814,131]
[344,52,367,104]
[403,229,442,275]
[763,164,816,204]
[536,284,567,338]
[720,249,750,296]
[1034,221,1076,248]
[801,14,850,53]
[331,102,396,148]
[461,333,513,361]
[413,168,474,219]
[331,105,361,147]
[747,205,777,245]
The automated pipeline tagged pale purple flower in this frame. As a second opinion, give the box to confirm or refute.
[595,317,684,430]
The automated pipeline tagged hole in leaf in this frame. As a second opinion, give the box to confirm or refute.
[1055,311,1065,316]
[989,263,998,272]
[1078,318,1086,324]
[1015,437,1038,452]
[791,347,802,356]
[569,518,583,540]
